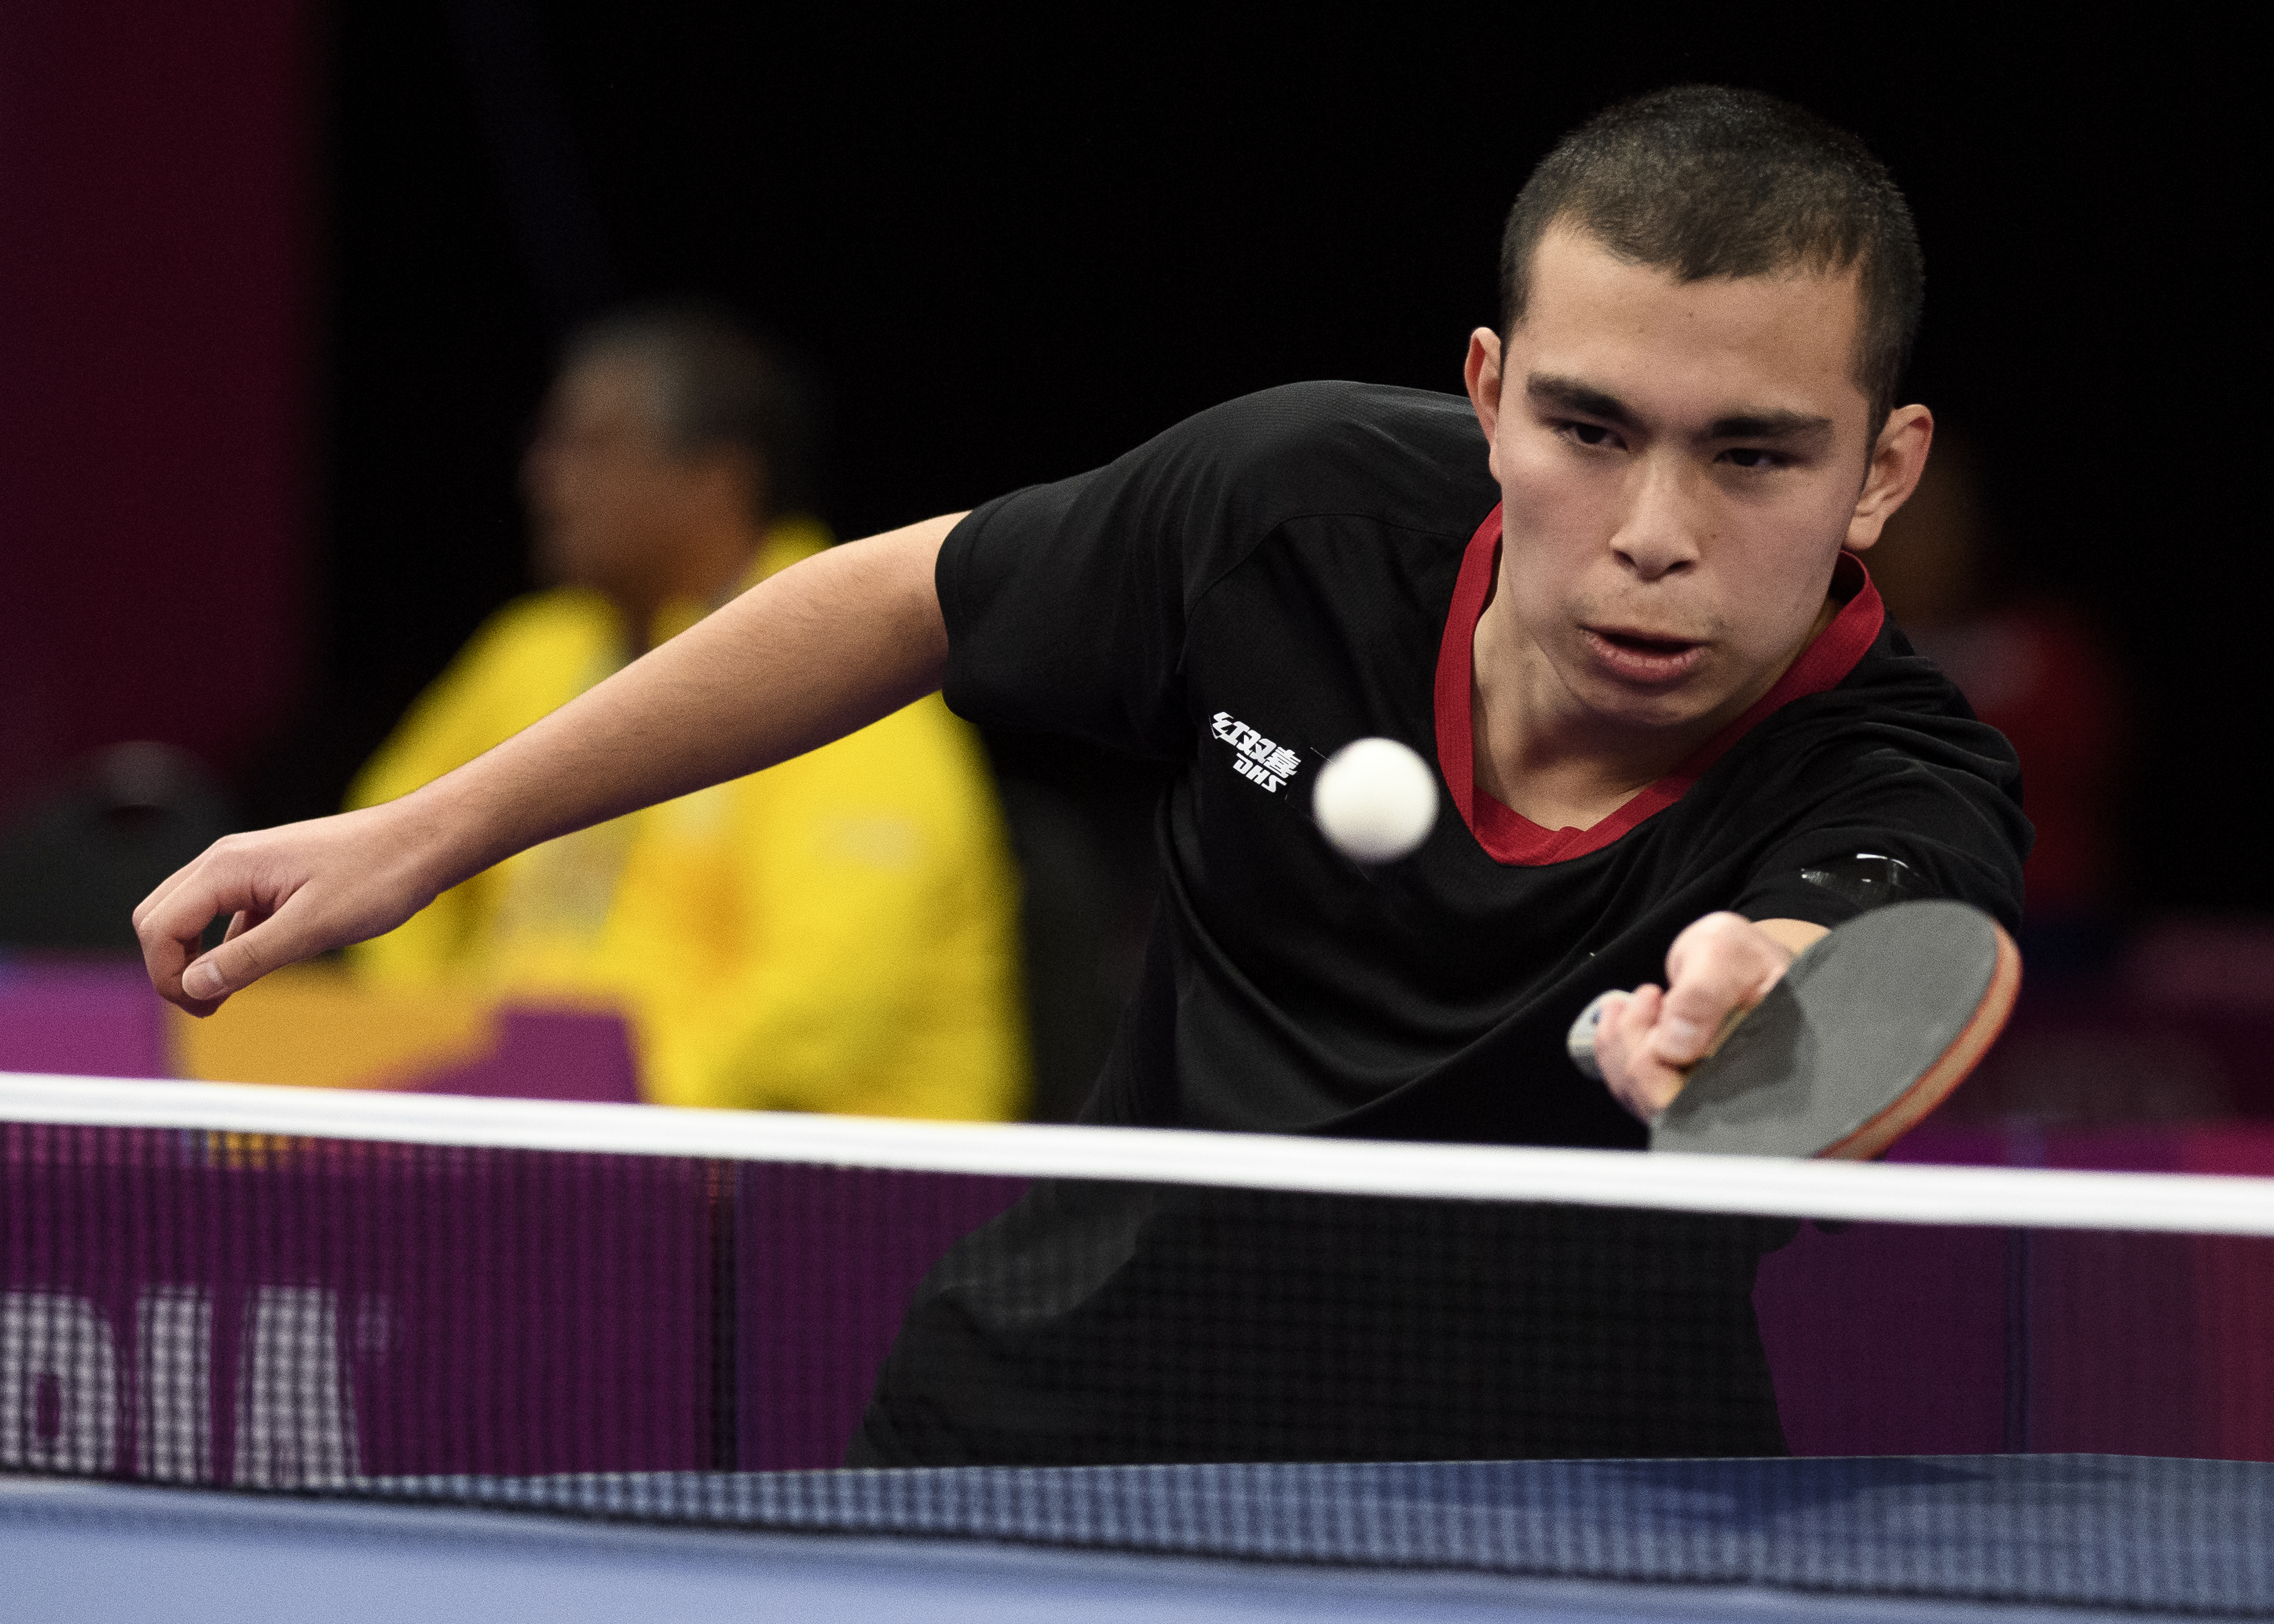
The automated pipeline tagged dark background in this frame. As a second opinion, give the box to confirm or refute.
[294,9,2251,914]
[3,8,2259,917]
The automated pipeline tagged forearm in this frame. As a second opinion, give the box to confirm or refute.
[1752,917,1829,959]
[409,515,961,895]
[136,515,963,1011]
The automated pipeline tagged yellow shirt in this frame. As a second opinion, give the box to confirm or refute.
[345,522,1028,1120]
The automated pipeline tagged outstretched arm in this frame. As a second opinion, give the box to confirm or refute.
[135,515,964,1015]
[1590,913,1831,1121]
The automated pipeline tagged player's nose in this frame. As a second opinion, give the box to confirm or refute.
[1608,458,1704,581]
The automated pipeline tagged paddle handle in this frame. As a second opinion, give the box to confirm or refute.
[1565,990,1752,1085]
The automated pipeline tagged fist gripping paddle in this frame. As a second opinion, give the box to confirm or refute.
[1567,900,2022,1159]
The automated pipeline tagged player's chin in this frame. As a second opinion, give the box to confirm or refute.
[1576,680,1724,736]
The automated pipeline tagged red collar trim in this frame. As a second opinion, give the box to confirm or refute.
[1431,505,1884,867]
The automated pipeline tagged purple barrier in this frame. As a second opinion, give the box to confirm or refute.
[1756,1119,2274,1462]
[1754,1222,2010,1457]
[2,1122,1028,1482]
[1898,1120,2274,1178]
[3,1124,715,1482]
[738,1164,1027,1469]
[0,962,167,1079]
[0,960,640,1103]
[403,1007,639,1105]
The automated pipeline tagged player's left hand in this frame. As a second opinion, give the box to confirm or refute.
[1591,912,1825,1122]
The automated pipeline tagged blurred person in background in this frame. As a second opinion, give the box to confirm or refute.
[346,304,1027,1118]
[1870,432,2127,976]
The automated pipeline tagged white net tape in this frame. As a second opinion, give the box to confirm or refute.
[8,1070,2274,1237]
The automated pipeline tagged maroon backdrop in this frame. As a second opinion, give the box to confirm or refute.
[0,1,314,813]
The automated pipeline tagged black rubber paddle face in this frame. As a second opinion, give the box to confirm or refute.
[1651,900,2015,1158]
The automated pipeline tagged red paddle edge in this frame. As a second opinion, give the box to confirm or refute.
[1816,918,2024,1161]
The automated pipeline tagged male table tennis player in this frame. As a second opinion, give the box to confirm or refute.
[138,87,2027,1464]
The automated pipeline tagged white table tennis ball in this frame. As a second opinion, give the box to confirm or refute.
[1313,737,1439,863]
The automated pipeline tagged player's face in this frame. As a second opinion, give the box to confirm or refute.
[522,354,697,602]
[1465,226,1929,741]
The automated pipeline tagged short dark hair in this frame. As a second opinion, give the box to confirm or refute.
[1500,87,1924,431]
[563,302,815,520]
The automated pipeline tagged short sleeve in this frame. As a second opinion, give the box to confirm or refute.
[1733,734,2032,933]
[934,383,1402,761]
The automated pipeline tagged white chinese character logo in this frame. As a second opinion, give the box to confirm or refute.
[1211,711,1304,794]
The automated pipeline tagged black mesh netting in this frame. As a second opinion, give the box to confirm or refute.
[5,1117,2273,1612]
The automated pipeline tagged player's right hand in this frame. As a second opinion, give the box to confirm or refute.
[132,803,446,1017]
[1589,911,1813,1122]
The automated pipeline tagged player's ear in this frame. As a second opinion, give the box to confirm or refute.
[1464,328,1506,474]
[1845,405,1933,553]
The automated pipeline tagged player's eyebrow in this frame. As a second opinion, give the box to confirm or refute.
[1705,409,1835,444]
[1526,374,1637,427]
[1530,373,1836,448]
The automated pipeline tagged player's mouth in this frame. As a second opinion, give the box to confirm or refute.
[1581,626,1707,685]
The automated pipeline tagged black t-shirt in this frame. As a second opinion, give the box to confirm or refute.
[848,380,2029,1468]
[938,380,2028,1149]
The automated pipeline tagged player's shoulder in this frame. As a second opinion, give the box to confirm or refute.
[1159,381,1490,520]
[1179,379,1483,459]
[1757,618,2024,799]
[1837,620,1999,726]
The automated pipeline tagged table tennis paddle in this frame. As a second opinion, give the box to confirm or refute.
[1567,900,2021,1159]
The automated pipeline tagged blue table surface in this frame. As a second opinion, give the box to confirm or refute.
[6,1455,2266,1623]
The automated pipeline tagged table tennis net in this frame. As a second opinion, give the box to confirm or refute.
[5,1075,2273,1609]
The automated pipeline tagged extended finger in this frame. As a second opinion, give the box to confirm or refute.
[1598,986,1688,1121]
[1594,986,1651,1090]
[1656,928,1786,1067]
[131,848,215,935]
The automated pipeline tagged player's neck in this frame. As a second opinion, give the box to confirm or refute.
[1470,590,1836,831]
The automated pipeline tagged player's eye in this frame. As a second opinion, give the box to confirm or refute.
[1719,446,1785,470]
[1561,420,1618,449]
